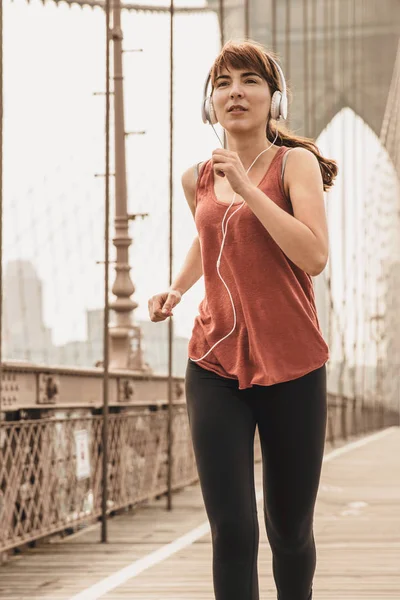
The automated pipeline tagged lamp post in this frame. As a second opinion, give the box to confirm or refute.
[108,0,145,371]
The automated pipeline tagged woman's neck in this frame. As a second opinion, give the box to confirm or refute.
[225,132,277,170]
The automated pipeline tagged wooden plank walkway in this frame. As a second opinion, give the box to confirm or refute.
[0,427,399,600]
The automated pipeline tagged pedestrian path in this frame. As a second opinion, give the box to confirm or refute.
[0,427,399,600]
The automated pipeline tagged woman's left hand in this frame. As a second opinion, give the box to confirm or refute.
[212,149,253,197]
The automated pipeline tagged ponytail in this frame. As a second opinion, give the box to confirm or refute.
[267,120,338,192]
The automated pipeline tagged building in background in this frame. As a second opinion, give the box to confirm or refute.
[2,260,189,377]
[3,260,54,363]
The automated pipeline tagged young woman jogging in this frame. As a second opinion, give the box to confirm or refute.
[148,39,338,600]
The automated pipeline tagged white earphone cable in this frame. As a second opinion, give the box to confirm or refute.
[189,122,279,364]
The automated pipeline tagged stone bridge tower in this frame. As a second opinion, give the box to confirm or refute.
[205,0,399,165]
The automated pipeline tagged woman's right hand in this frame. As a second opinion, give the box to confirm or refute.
[148,288,182,322]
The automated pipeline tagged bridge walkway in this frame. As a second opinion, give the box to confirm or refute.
[0,427,399,600]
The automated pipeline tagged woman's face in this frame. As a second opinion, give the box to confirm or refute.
[211,66,272,133]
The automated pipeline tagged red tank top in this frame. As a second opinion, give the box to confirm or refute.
[188,145,329,389]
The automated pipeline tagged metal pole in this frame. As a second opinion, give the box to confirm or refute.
[244,0,249,39]
[108,0,137,370]
[284,0,291,129]
[311,0,316,137]
[271,0,276,51]
[351,0,359,431]
[340,0,348,440]
[167,0,174,512]
[101,0,111,544]
[331,0,335,117]
[360,0,368,432]
[219,0,224,47]
[285,0,291,84]
[303,0,309,136]
[218,0,226,148]
[0,0,3,420]
[323,0,335,445]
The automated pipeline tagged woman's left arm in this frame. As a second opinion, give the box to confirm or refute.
[242,147,329,277]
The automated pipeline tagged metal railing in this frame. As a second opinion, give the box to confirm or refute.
[0,407,197,552]
[0,363,398,553]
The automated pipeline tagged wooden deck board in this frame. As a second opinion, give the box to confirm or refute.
[0,428,399,600]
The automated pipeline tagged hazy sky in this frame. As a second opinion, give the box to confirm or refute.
[4,0,398,366]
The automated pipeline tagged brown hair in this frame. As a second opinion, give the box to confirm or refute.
[210,40,338,191]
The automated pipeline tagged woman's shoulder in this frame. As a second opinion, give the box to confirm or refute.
[181,159,210,182]
[196,159,211,177]
[281,146,325,200]
[181,160,211,217]
[282,146,317,162]
[280,146,319,178]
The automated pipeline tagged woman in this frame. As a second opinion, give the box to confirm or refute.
[148,39,337,600]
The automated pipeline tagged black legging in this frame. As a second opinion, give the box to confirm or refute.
[184,359,327,600]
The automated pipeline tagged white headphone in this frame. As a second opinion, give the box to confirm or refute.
[189,56,287,366]
[201,55,288,125]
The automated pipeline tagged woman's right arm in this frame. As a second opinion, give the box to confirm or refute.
[169,164,204,296]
